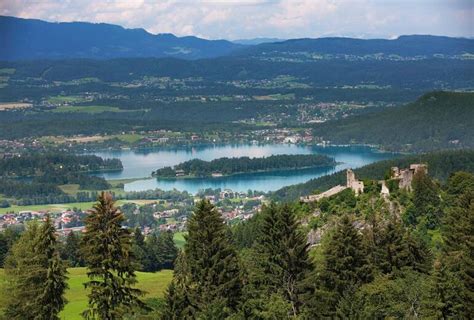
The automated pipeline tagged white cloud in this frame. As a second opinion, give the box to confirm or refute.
[0,0,472,39]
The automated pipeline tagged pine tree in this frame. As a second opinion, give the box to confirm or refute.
[132,227,150,271]
[378,217,406,274]
[5,217,68,320]
[412,169,441,228]
[318,214,372,316]
[442,173,474,317]
[81,192,146,319]
[401,229,432,274]
[246,203,312,317]
[161,251,193,319]
[158,231,178,269]
[182,199,242,317]
[62,231,84,267]
[145,233,163,271]
[36,215,69,319]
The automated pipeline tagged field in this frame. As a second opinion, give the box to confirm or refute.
[0,268,173,320]
[50,105,133,114]
[47,95,87,104]
[0,102,32,110]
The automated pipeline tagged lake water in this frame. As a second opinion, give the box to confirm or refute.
[90,144,397,193]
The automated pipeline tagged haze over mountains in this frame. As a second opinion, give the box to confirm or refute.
[1,16,473,61]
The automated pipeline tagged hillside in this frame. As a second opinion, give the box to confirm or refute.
[0,16,243,60]
[312,91,474,152]
[237,35,474,57]
[272,149,474,201]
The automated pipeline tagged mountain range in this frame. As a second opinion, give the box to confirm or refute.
[1,16,473,61]
[0,16,244,60]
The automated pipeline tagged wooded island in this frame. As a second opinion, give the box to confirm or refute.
[152,154,336,178]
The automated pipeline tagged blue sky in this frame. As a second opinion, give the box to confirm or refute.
[1,0,472,40]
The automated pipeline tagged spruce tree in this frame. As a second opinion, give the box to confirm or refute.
[378,217,406,274]
[412,169,441,228]
[132,227,150,271]
[5,217,68,320]
[246,203,312,317]
[145,233,164,271]
[81,192,146,319]
[182,199,241,317]
[318,214,372,316]
[158,231,178,269]
[62,231,84,267]
[36,215,69,318]
[442,185,474,318]
[161,251,193,319]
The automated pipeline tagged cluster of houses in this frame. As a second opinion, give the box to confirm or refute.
[0,209,86,235]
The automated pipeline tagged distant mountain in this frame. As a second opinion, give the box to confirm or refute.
[232,38,285,45]
[236,35,474,57]
[0,16,245,60]
[312,91,474,152]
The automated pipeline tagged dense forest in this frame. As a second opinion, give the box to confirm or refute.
[0,153,122,177]
[1,163,472,318]
[312,91,474,152]
[153,154,335,178]
[0,153,122,203]
[273,149,474,201]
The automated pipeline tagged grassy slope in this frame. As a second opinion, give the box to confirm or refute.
[0,268,173,320]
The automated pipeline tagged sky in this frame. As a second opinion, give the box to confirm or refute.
[1,0,473,40]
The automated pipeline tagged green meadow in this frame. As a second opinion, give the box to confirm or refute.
[0,268,173,319]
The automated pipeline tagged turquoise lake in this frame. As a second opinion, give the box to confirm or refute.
[91,144,398,193]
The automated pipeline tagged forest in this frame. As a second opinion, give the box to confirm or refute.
[152,154,335,178]
[312,91,474,152]
[1,162,472,318]
[0,153,122,203]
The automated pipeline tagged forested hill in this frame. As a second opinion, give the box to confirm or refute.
[236,35,473,57]
[272,149,474,201]
[153,154,335,178]
[312,91,474,152]
[0,16,243,60]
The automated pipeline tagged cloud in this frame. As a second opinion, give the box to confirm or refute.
[1,0,472,39]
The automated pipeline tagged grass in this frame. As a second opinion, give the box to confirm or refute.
[50,105,133,114]
[111,133,144,143]
[0,268,173,320]
[58,184,126,197]
[47,95,86,104]
[173,232,187,248]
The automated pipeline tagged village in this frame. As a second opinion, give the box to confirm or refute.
[0,187,266,236]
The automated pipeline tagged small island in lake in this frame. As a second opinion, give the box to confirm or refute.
[152,154,336,179]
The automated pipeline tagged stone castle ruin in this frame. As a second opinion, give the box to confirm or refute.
[391,164,427,191]
[301,168,364,202]
[301,164,428,203]
[346,168,364,196]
